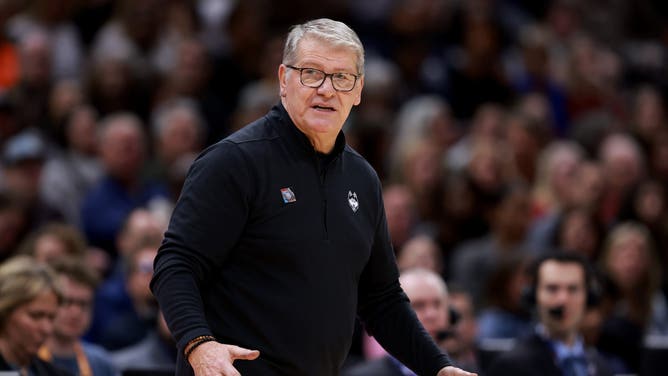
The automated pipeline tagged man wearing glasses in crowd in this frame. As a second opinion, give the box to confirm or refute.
[151,18,477,376]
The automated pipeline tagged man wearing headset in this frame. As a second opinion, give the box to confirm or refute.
[487,253,612,376]
[345,268,471,376]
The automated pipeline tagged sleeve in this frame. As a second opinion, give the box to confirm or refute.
[356,184,452,376]
[150,141,254,353]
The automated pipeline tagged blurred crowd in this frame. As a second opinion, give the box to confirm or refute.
[0,0,668,375]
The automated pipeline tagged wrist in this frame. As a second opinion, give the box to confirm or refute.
[184,335,216,360]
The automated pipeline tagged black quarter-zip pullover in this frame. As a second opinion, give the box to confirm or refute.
[150,103,452,375]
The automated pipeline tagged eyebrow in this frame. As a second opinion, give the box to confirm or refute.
[295,61,356,74]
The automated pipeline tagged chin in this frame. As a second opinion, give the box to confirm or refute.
[306,121,339,134]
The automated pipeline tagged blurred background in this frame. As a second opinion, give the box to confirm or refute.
[1,0,668,375]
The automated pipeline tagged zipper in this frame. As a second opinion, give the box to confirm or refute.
[315,155,329,240]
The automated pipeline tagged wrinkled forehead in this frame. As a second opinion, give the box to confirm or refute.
[294,36,360,71]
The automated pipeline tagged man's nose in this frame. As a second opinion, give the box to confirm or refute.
[316,77,336,96]
[553,289,571,304]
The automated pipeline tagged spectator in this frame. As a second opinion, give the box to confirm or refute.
[476,253,533,341]
[86,208,165,346]
[444,286,479,373]
[5,0,83,80]
[153,37,224,145]
[111,310,176,374]
[552,207,604,262]
[383,183,423,251]
[40,104,103,226]
[90,0,172,78]
[597,132,646,227]
[396,138,447,225]
[45,79,85,146]
[1,130,64,231]
[530,141,584,220]
[146,98,206,200]
[446,104,506,174]
[628,84,666,153]
[79,112,168,256]
[527,141,587,254]
[0,255,69,375]
[397,235,444,276]
[345,268,464,375]
[98,244,159,351]
[508,24,568,135]
[617,179,668,255]
[504,106,552,184]
[446,13,514,120]
[389,95,458,181]
[84,56,152,121]
[6,29,52,132]
[487,253,613,376]
[450,182,533,310]
[38,257,116,376]
[17,222,87,265]
[596,222,668,372]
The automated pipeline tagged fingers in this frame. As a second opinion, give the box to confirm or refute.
[438,366,478,376]
[228,345,261,360]
[189,342,259,376]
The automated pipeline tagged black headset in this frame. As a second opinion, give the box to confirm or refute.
[522,252,601,309]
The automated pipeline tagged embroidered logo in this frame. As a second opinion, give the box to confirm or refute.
[280,187,297,203]
[347,191,359,213]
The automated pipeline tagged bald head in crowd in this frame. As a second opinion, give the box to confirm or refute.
[400,268,451,341]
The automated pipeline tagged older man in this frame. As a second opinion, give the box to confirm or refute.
[344,268,465,376]
[151,18,475,376]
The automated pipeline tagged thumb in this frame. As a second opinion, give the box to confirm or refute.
[228,345,260,360]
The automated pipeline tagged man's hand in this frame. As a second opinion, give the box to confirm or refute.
[437,365,478,376]
[188,341,260,376]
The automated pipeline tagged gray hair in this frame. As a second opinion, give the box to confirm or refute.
[400,267,448,298]
[98,112,145,143]
[151,98,206,144]
[283,18,365,75]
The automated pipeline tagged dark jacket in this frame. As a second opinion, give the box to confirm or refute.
[0,353,72,375]
[487,333,613,376]
[151,103,451,375]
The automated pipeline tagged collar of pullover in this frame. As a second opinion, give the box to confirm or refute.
[271,102,346,158]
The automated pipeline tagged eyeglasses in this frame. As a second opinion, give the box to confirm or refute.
[62,297,92,310]
[286,65,360,92]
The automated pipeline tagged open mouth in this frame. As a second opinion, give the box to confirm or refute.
[312,105,335,112]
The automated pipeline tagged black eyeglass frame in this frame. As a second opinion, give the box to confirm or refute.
[285,65,361,92]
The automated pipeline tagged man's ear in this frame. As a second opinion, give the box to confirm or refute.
[278,64,287,97]
[353,75,364,106]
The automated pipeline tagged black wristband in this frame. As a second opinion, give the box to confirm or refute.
[184,336,216,360]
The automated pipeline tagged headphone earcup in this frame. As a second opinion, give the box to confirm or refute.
[521,285,536,310]
[449,306,460,327]
[586,282,601,307]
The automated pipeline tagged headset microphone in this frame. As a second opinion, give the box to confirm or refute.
[547,305,565,319]
[436,330,455,342]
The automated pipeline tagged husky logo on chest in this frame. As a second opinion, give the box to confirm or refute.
[347,191,359,213]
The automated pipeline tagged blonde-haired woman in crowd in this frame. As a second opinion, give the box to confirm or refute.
[0,256,70,375]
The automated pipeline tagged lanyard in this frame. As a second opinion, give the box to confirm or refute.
[37,342,92,376]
